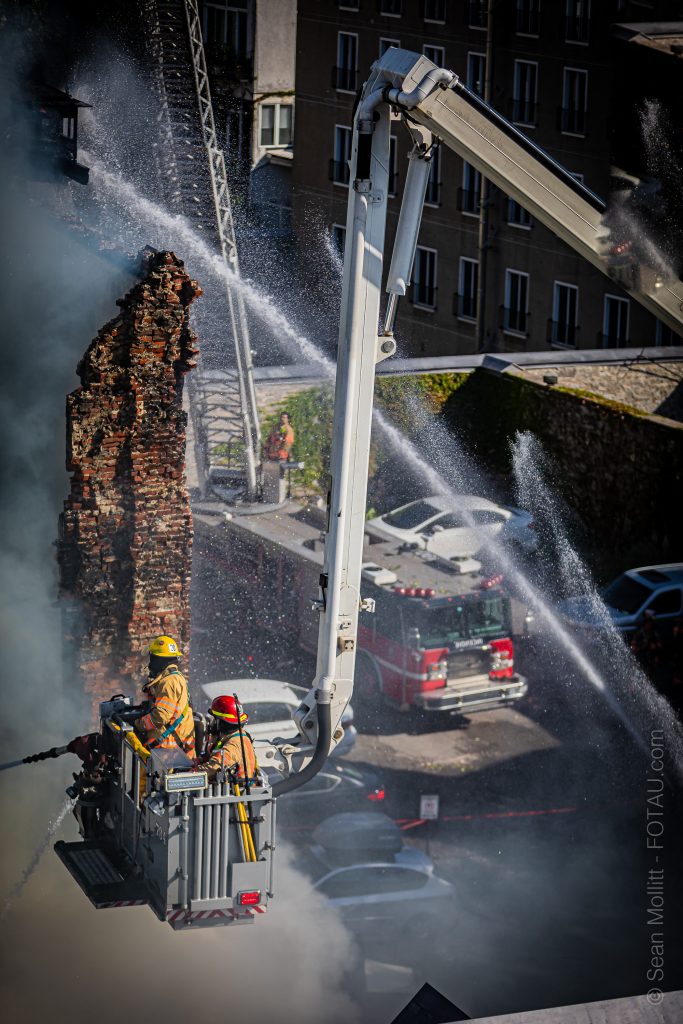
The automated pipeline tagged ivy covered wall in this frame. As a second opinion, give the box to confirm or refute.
[259,367,683,574]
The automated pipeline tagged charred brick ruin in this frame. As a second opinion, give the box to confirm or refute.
[59,250,201,713]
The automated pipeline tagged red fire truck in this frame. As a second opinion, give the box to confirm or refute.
[194,502,527,716]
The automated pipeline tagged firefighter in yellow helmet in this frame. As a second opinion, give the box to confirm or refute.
[134,636,196,758]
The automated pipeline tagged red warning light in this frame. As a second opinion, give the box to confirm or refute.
[237,890,261,906]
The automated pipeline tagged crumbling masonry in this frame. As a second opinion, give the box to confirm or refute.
[59,250,200,714]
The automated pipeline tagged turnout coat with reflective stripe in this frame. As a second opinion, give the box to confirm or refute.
[138,664,195,756]
[203,731,256,781]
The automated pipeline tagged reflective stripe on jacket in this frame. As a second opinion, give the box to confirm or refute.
[138,664,195,757]
[203,732,256,782]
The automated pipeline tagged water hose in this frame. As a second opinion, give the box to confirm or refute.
[0,745,70,772]
[233,782,256,862]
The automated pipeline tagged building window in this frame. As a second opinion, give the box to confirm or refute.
[516,0,540,35]
[655,321,676,346]
[330,125,351,185]
[380,0,403,16]
[423,0,446,22]
[561,68,588,136]
[459,161,481,216]
[379,37,400,57]
[334,32,358,92]
[513,60,538,127]
[425,145,441,205]
[508,198,533,228]
[203,1,248,55]
[413,246,437,310]
[504,270,529,335]
[565,0,590,44]
[551,282,579,347]
[259,104,293,148]
[389,135,398,196]
[602,295,630,347]
[62,116,76,140]
[466,1,488,29]
[331,224,346,260]
[467,52,486,96]
[457,257,479,321]
[423,44,445,66]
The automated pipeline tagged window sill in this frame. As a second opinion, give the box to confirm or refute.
[413,303,437,313]
[335,88,357,96]
[457,315,477,324]
[550,340,577,350]
[503,328,528,338]
[507,221,533,230]
[561,129,587,139]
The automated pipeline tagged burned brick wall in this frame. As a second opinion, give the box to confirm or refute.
[59,250,201,713]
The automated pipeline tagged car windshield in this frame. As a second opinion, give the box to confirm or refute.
[602,575,651,614]
[242,701,294,725]
[383,501,441,531]
[412,603,468,646]
[411,597,508,647]
[467,597,509,637]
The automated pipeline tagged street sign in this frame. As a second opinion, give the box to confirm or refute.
[420,794,440,821]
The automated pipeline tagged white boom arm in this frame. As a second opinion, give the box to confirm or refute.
[272,49,682,794]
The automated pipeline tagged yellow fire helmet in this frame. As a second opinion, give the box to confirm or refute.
[148,635,183,659]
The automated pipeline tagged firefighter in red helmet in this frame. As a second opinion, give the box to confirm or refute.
[202,695,257,782]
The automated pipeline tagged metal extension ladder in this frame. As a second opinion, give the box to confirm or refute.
[142,0,261,500]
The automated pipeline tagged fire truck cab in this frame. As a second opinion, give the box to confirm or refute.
[195,501,527,717]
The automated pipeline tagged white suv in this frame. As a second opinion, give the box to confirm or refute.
[559,563,683,635]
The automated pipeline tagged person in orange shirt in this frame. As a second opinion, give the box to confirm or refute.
[264,411,295,461]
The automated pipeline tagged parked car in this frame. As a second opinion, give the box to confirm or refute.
[299,813,454,953]
[271,762,387,832]
[559,563,683,636]
[368,495,537,560]
[200,677,357,758]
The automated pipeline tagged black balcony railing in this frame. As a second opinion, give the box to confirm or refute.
[559,106,587,136]
[502,305,529,334]
[454,293,477,320]
[329,158,350,185]
[466,0,488,28]
[332,66,358,91]
[565,15,590,43]
[548,319,578,347]
[516,6,540,34]
[412,283,437,309]
[458,187,481,215]
[512,98,538,126]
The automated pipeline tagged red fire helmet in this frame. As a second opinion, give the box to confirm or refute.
[209,695,248,726]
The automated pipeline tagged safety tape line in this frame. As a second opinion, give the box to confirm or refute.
[397,806,577,829]
[280,805,579,834]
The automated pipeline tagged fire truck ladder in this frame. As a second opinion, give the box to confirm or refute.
[142,0,261,501]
